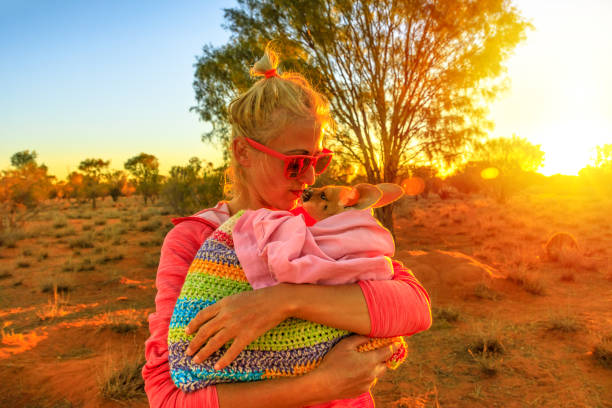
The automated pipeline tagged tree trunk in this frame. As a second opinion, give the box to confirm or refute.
[92,197,96,209]
[374,205,396,242]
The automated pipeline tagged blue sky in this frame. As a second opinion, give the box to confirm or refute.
[1,0,611,178]
[0,0,232,177]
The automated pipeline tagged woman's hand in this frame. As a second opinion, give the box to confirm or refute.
[307,335,399,402]
[184,284,290,369]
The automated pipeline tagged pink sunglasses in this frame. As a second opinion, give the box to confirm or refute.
[244,137,333,179]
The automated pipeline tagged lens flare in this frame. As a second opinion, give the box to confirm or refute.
[481,167,500,180]
[401,177,426,196]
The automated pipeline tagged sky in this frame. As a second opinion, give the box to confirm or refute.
[1,0,611,178]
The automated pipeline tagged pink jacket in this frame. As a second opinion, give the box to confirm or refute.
[142,201,432,408]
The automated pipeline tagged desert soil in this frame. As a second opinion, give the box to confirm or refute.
[1,191,610,407]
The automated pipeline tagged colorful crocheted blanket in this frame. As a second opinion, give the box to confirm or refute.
[168,210,406,392]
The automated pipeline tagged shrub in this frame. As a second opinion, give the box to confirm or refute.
[161,158,224,215]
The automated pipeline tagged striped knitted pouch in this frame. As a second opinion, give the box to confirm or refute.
[168,210,407,392]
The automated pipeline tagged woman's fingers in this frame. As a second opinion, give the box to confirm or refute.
[339,334,372,349]
[185,317,222,356]
[192,329,230,364]
[185,304,219,335]
[372,341,399,363]
[214,338,249,370]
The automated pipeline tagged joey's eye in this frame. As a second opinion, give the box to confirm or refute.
[323,205,328,210]
[320,192,327,200]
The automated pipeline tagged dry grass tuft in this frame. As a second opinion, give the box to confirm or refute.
[139,219,162,232]
[466,337,505,377]
[593,336,612,369]
[0,229,24,248]
[431,306,461,329]
[16,257,31,268]
[391,386,440,408]
[506,267,545,295]
[69,233,96,249]
[545,313,582,333]
[99,350,146,401]
[52,216,69,229]
[473,283,501,300]
[36,285,70,321]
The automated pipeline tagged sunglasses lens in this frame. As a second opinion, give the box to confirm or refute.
[314,154,332,174]
[286,158,305,178]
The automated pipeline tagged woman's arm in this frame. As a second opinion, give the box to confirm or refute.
[187,261,431,369]
[358,261,432,337]
[143,221,221,407]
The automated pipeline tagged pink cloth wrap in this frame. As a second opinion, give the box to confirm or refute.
[233,208,395,289]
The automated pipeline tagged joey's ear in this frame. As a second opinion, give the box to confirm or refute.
[372,183,405,208]
[352,184,382,210]
[232,138,252,167]
[338,187,360,207]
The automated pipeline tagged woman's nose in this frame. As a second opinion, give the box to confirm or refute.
[299,163,316,186]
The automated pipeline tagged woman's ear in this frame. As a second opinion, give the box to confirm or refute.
[232,138,252,167]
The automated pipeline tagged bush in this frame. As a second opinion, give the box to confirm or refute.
[161,158,224,215]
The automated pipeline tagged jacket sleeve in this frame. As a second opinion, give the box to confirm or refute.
[142,220,219,408]
[358,260,432,338]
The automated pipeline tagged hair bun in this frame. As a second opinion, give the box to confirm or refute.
[250,45,279,78]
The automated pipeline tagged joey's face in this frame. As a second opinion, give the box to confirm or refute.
[301,186,345,221]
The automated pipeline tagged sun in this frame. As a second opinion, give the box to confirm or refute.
[532,121,608,176]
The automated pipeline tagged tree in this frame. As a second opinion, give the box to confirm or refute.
[10,150,38,168]
[124,153,162,205]
[1,152,53,229]
[592,144,612,170]
[191,0,531,234]
[105,170,130,202]
[458,135,545,201]
[578,144,612,195]
[471,135,545,173]
[78,158,110,209]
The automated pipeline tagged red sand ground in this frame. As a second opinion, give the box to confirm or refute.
[0,192,610,407]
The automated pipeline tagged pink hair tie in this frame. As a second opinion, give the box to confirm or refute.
[264,68,279,78]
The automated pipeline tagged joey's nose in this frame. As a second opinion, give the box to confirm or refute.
[302,189,312,202]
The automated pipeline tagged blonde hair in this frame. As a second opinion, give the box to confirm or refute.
[223,45,334,199]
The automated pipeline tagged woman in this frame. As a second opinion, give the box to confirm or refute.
[142,47,432,407]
